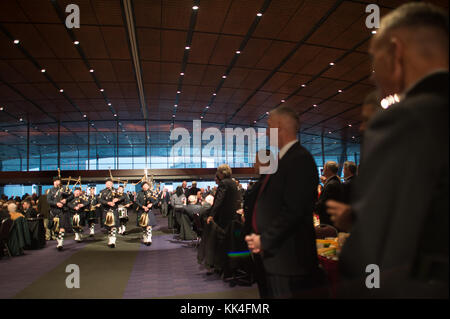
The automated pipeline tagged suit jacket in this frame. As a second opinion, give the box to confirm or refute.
[315,175,343,226]
[341,175,356,204]
[339,71,449,298]
[256,142,320,276]
[209,177,240,231]
[183,203,201,218]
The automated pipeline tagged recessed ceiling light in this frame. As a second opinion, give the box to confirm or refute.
[108,103,112,106]
[192,5,199,10]
[329,62,335,66]
[185,46,190,50]
[253,120,257,123]
[301,84,306,87]
[328,131,332,134]
[100,89,104,92]
[371,30,377,34]
[205,106,209,109]
[257,13,263,17]
[222,75,227,79]
[352,136,355,139]
[180,72,184,76]
[236,50,241,54]
[177,91,181,94]
[114,114,117,117]
[266,112,269,115]
[338,89,343,93]
[90,69,94,73]
[313,104,317,107]
[59,89,64,93]
[172,115,175,118]
[200,116,203,119]
[19,118,23,122]
[281,99,285,103]
[0,107,3,111]
[74,40,80,45]
[41,69,46,73]
[348,124,352,127]
[212,93,216,96]
[13,40,20,44]
[174,104,178,107]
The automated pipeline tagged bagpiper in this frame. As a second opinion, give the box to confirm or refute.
[67,187,89,242]
[47,176,72,251]
[98,180,120,248]
[85,187,99,236]
[136,181,157,246]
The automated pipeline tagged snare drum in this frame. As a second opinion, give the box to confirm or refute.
[118,205,128,219]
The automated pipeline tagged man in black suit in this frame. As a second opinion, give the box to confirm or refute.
[22,199,38,219]
[245,106,325,298]
[341,161,357,205]
[186,181,200,198]
[206,164,240,275]
[338,3,448,298]
[315,161,343,227]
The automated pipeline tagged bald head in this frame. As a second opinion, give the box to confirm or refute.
[370,3,448,96]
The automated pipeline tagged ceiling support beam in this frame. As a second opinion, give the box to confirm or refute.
[121,0,148,120]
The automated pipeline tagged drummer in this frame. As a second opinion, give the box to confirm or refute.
[117,185,132,235]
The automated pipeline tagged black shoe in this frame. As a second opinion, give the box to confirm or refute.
[146,242,152,246]
[57,246,63,251]
[108,244,115,248]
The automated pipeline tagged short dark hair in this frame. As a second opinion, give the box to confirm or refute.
[381,2,448,36]
[270,106,300,132]
[142,181,149,187]
[344,161,357,175]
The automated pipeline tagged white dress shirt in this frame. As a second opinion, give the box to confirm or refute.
[278,139,298,160]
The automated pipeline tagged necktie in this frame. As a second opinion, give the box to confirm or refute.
[251,174,271,233]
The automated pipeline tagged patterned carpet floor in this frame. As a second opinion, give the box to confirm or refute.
[0,210,258,299]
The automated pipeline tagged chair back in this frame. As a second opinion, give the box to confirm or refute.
[315,224,338,239]
[0,218,13,241]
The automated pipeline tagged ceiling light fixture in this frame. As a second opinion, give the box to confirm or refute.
[205,106,209,109]
[74,40,80,45]
[338,89,343,93]
[177,91,181,94]
[281,99,285,103]
[348,124,352,127]
[222,75,227,79]
[108,103,112,106]
[257,13,263,17]
[192,5,199,10]
[0,107,4,111]
[180,72,184,76]
[236,50,241,54]
[329,62,335,66]
[83,114,87,118]
[100,89,104,92]
[371,30,377,34]
[41,69,46,73]
[185,46,190,50]
[13,39,20,44]
[212,93,216,96]
[114,114,117,117]
[59,89,64,93]
[90,69,94,73]
[301,84,306,87]
[313,104,317,107]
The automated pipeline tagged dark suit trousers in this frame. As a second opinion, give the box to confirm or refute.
[265,272,329,299]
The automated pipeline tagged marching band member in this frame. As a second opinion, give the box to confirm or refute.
[99,180,120,248]
[117,185,132,235]
[47,177,71,251]
[67,187,88,243]
[85,187,99,236]
[136,181,157,246]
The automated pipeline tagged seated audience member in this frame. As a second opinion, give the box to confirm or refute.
[22,199,38,219]
[179,195,200,240]
[341,161,357,204]
[8,203,25,221]
[197,195,214,266]
[315,161,343,227]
